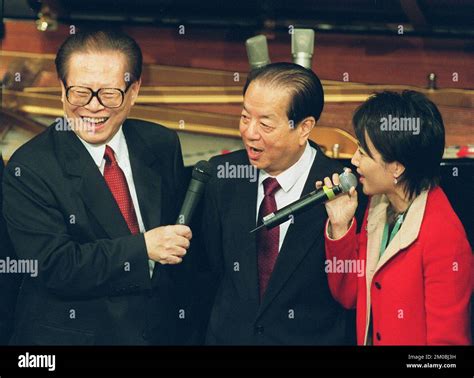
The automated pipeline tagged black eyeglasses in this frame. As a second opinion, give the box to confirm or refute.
[65,82,133,108]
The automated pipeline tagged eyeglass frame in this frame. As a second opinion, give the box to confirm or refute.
[64,81,134,108]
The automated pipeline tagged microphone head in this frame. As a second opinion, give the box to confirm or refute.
[192,160,213,183]
[291,29,315,69]
[339,170,358,193]
[245,35,271,70]
[291,29,315,55]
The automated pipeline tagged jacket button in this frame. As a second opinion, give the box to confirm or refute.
[255,325,264,335]
[142,331,148,340]
[376,332,381,341]
[375,282,382,290]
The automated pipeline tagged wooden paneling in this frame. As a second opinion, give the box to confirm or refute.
[1,20,472,149]
[2,20,473,89]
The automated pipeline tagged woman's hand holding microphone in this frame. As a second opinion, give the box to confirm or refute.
[315,168,358,239]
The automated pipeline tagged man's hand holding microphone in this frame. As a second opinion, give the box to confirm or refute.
[144,160,212,265]
[144,225,192,265]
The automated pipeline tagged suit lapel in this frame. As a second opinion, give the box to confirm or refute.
[230,165,260,301]
[121,121,164,284]
[54,124,130,238]
[256,147,326,318]
[122,121,162,231]
[55,120,163,240]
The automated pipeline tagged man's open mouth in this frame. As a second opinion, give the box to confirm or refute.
[80,116,109,126]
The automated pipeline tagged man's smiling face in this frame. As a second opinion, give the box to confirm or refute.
[60,51,140,145]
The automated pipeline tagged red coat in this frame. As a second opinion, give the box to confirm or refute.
[325,187,472,345]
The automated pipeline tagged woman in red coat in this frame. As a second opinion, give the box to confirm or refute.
[319,90,472,345]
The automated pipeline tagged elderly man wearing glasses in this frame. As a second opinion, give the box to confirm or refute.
[2,29,195,345]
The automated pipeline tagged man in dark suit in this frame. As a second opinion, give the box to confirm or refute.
[2,30,194,345]
[0,155,21,344]
[201,63,352,345]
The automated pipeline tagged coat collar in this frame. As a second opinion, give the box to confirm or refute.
[366,189,428,279]
[363,189,429,344]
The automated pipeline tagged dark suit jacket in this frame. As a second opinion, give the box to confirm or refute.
[0,156,21,344]
[2,119,195,345]
[201,142,353,345]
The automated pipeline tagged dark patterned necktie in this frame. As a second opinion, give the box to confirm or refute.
[103,145,140,234]
[257,177,281,300]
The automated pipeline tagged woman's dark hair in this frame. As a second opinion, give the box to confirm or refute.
[55,28,142,85]
[353,90,445,200]
[242,62,324,126]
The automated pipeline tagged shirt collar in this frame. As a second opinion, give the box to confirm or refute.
[77,126,125,167]
[259,142,314,193]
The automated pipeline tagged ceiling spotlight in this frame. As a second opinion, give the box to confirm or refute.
[35,5,58,32]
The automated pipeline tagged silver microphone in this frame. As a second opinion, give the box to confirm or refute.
[245,35,271,70]
[291,29,315,69]
[251,171,357,232]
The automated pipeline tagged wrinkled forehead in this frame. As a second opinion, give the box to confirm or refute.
[64,51,128,87]
[244,80,292,116]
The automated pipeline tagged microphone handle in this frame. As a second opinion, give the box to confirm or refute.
[292,53,313,70]
[263,184,343,229]
[176,179,206,225]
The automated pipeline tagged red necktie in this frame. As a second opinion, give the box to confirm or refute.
[257,177,281,300]
[103,145,140,235]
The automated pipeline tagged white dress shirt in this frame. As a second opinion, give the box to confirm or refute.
[256,142,316,251]
[78,127,155,277]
